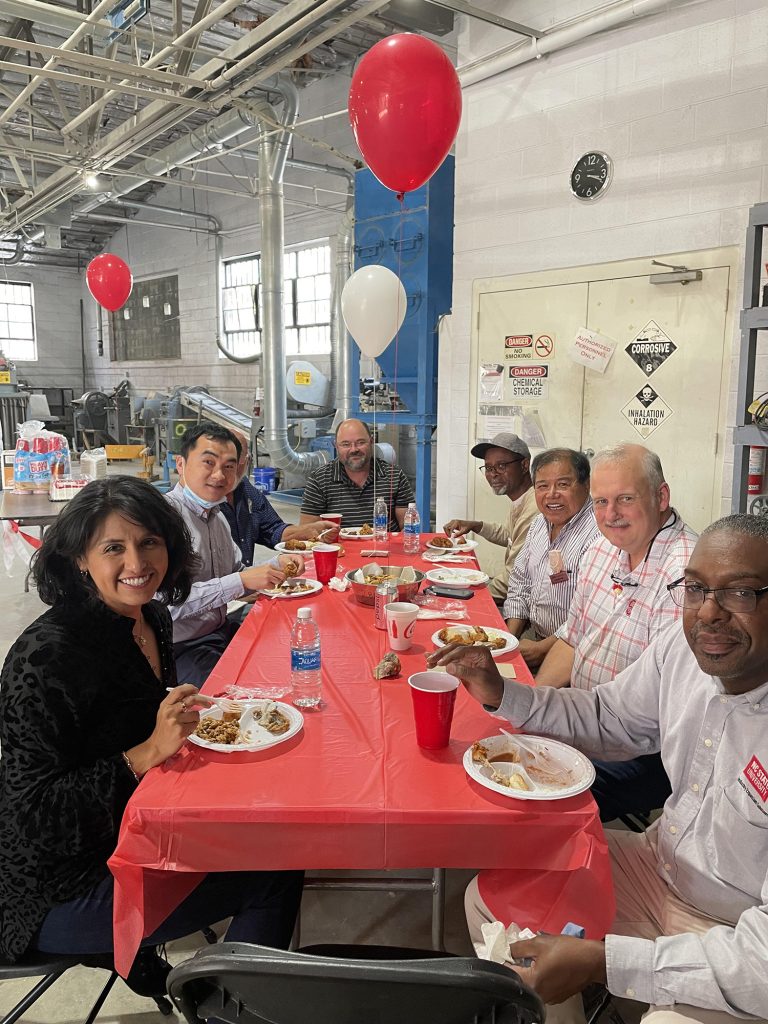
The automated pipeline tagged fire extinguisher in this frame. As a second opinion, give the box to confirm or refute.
[748,446,766,495]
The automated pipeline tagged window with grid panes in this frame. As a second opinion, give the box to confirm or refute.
[0,281,36,361]
[221,243,331,358]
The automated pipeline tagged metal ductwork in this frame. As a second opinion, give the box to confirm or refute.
[257,97,327,477]
[0,237,24,264]
[333,205,355,423]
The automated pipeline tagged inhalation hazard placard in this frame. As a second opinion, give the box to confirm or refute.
[621,384,673,438]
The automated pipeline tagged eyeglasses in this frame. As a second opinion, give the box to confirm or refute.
[480,459,523,475]
[610,572,639,589]
[667,578,768,613]
[337,441,370,451]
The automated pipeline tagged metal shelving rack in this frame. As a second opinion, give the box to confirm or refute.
[732,202,768,512]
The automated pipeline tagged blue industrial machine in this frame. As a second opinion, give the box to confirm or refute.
[351,158,455,525]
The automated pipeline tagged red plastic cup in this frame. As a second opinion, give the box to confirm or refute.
[408,671,460,750]
[313,543,339,584]
[320,512,342,526]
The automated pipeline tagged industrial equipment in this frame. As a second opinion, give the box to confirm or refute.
[72,380,132,449]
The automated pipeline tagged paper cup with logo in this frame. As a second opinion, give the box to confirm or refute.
[320,512,342,526]
[385,601,419,652]
[313,543,339,584]
[408,671,460,750]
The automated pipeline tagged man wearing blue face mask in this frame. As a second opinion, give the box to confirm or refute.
[166,422,302,684]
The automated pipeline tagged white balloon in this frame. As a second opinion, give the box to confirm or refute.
[341,265,407,358]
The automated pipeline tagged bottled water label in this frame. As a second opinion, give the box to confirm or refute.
[291,648,321,672]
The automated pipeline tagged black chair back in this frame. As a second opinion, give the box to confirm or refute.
[167,943,544,1024]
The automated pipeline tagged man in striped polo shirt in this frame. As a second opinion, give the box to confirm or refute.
[299,419,414,531]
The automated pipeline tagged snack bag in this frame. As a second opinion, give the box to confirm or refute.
[13,420,47,492]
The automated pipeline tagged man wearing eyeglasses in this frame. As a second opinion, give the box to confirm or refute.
[429,514,768,1024]
[443,433,538,604]
[299,418,414,530]
[534,443,698,821]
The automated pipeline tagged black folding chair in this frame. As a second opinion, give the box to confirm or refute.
[0,950,173,1024]
[167,942,545,1024]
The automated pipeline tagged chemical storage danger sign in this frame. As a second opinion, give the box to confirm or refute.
[508,364,549,400]
[621,384,673,438]
[625,320,677,377]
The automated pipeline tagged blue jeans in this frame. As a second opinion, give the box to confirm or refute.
[33,869,303,956]
[591,752,671,823]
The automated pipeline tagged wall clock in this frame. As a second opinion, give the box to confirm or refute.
[570,152,613,201]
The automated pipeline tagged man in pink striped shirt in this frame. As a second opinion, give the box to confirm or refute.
[535,443,698,821]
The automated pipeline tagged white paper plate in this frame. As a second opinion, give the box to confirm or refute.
[425,567,489,588]
[340,527,377,540]
[259,577,323,599]
[275,541,316,558]
[188,700,304,753]
[431,625,519,658]
[426,538,479,553]
[464,734,595,801]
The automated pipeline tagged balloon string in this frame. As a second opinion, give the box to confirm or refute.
[389,192,405,533]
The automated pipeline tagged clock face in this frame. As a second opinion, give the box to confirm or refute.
[570,152,612,201]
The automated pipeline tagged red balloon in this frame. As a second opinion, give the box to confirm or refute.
[86,253,133,312]
[349,34,462,195]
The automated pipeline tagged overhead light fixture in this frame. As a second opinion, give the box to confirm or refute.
[83,171,101,190]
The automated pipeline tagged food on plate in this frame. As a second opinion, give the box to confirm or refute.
[437,625,506,650]
[283,559,301,577]
[194,717,242,745]
[283,539,310,551]
[475,738,574,790]
[267,578,315,594]
[471,741,530,790]
[373,652,401,679]
[252,702,291,734]
[431,535,454,548]
[454,535,468,545]
[359,523,374,535]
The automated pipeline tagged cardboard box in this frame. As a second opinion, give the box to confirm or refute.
[2,450,14,488]
[105,444,144,460]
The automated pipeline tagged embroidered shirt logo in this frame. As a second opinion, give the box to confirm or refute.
[744,756,768,802]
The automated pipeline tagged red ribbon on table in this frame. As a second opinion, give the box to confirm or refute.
[8,519,42,550]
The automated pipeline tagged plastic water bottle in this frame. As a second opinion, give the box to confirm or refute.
[403,501,421,554]
[374,496,388,544]
[290,607,322,708]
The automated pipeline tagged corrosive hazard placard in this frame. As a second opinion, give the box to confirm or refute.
[504,335,534,361]
[509,364,549,400]
[621,384,673,438]
[625,320,677,377]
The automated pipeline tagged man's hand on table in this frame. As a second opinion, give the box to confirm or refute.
[443,518,481,538]
[284,521,340,543]
[240,554,305,592]
[509,935,607,1005]
[517,638,548,670]
[426,643,505,710]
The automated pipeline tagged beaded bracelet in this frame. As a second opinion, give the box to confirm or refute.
[122,751,141,783]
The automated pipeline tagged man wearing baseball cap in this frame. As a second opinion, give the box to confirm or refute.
[444,432,538,604]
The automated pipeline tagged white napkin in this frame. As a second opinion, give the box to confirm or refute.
[327,575,350,592]
[475,921,536,965]
[416,607,468,620]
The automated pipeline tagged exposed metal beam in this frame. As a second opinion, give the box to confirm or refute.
[0,33,210,90]
[176,0,214,77]
[0,59,215,109]
[424,0,542,37]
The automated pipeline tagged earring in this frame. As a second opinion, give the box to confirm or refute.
[80,569,89,579]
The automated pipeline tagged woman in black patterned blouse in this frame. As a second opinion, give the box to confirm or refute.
[0,476,302,991]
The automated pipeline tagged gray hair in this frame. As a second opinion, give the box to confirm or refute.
[530,448,590,485]
[702,513,768,543]
[592,443,665,492]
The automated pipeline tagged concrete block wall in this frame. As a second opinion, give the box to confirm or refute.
[82,71,357,420]
[436,0,768,525]
[6,264,84,393]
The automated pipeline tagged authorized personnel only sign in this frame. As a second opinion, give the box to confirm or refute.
[508,364,549,400]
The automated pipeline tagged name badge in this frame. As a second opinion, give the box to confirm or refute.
[549,570,569,585]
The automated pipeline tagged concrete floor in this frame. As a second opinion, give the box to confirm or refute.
[0,491,478,1023]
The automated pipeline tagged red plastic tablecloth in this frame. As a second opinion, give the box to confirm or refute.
[109,535,614,975]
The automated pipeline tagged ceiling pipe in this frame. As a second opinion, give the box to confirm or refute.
[0,237,23,264]
[115,199,221,233]
[459,0,690,87]
[76,212,217,234]
[333,205,355,423]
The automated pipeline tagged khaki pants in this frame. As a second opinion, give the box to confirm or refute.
[465,829,766,1024]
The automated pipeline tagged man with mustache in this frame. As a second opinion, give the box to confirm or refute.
[429,514,768,1024]
[535,443,697,821]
